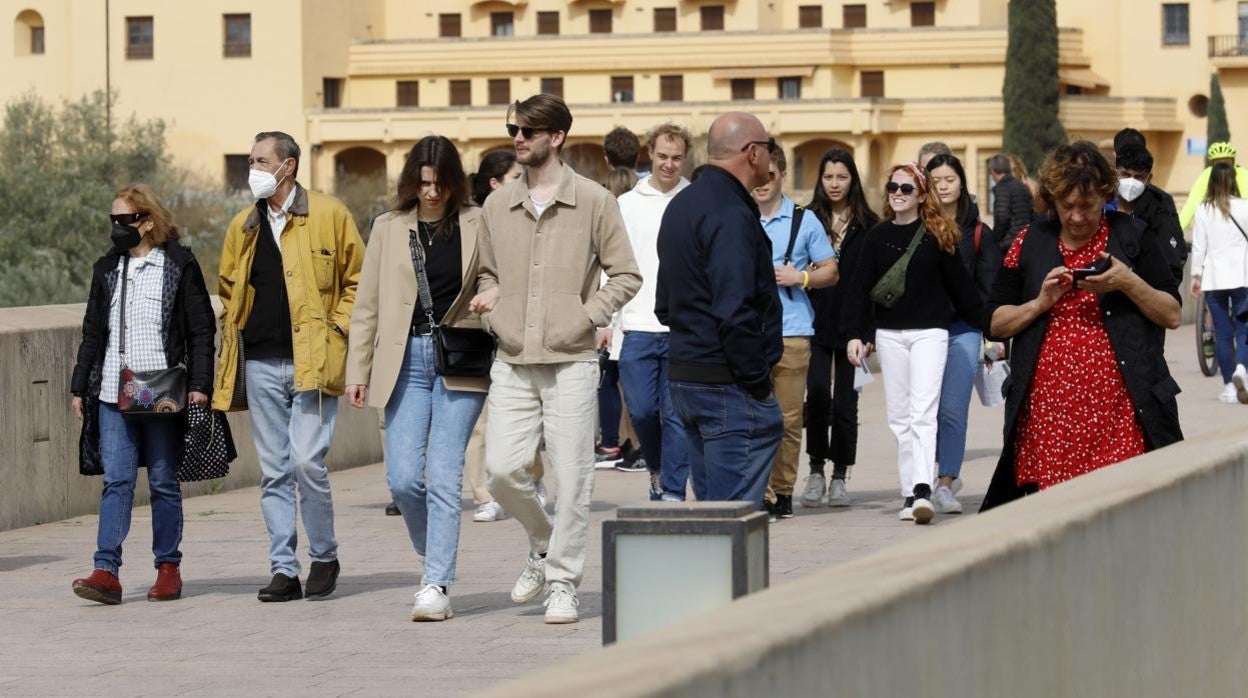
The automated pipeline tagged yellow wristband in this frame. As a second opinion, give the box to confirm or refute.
[801,270,810,289]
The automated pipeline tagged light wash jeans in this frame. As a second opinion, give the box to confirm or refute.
[95,402,183,574]
[486,360,598,592]
[246,358,339,577]
[935,329,983,480]
[385,336,485,587]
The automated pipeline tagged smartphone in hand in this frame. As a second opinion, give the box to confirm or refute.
[1071,257,1111,289]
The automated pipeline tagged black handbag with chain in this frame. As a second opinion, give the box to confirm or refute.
[411,226,496,378]
[116,255,187,416]
[178,403,237,482]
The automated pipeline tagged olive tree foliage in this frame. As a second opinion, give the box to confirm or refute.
[0,90,244,307]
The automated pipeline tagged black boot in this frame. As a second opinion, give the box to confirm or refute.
[305,560,340,599]
[257,573,302,602]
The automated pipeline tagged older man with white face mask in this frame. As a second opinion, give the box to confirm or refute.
[214,130,365,604]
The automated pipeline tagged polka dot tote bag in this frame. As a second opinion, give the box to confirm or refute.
[178,404,237,482]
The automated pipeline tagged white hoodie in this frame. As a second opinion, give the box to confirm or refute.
[615,175,690,334]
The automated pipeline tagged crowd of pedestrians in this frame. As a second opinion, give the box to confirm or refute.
[68,94,1205,622]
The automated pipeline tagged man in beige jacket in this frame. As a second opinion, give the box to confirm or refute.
[469,94,641,624]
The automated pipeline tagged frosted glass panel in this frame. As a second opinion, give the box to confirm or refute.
[746,527,766,592]
[615,533,733,642]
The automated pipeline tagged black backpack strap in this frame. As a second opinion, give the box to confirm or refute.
[785,205,804,265]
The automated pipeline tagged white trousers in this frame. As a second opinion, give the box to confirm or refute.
[875,328,949,498]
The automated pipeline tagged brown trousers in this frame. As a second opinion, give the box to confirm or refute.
[766,337,812,501]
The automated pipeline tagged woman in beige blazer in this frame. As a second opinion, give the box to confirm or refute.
[346,136,487,622]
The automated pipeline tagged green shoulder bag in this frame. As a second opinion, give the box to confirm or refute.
[869,222,926,308]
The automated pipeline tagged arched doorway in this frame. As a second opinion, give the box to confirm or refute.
[333,146,388,236]
[563,142,608,183]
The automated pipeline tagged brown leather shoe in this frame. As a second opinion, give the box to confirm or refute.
[72,569,122,605]
[147,563,182,601]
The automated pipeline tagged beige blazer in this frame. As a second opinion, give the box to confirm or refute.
[347,206,488,408]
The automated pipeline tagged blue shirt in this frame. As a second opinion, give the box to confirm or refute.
[760,196,836,336]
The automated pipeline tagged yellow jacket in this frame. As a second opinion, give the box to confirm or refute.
[213,185,365,411]
[1179,164,1248,230]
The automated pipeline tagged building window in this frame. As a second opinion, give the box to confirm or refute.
[396,80,420,107]
[439,13,461,38]
[125,16,153,60]
[590,9,613,34]
[31,26,45,54]
[450,79,472,106]
[778,77,802,100]
[799,5,823,28]
[537,11,560,35]
[843,4,867,28]
[910,2,935,27]
[323,77,343,108]
[701,5,725,31]
[654,7,677,32]
[225,155,250,191]
[611,75,634,103]
[861,70,884,98]
[491,12,514,37]
[1162,4,1190,45]
[488,78,511,105]
[731,78,755,100]
[541,77,564,98]
[660,75,684,102]
[223,13,251,58]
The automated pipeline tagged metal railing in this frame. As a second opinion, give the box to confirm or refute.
[1208,34,1248,58]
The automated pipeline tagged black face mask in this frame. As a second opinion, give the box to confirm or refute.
[110,223,142,250]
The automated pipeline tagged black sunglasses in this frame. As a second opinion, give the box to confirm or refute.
[506,124,550,139]
[741,137,778,154]
[109,212,148,226]
[885,182,917,195]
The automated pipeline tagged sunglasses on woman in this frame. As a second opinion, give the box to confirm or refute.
[109,213,148,226]
[885,182,917,195]
[506,124,549,139]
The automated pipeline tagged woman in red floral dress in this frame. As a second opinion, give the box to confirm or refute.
[981,142,1183,510]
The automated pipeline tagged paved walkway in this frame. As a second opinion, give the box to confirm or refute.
[0,327,1235,696]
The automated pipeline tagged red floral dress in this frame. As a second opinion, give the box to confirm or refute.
[1005,220,1145,490]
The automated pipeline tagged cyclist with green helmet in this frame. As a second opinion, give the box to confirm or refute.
[1179,141,1248,230]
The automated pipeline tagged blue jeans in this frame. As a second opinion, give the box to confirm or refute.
[95,403,183,574]
[385,337,486,587]
[598,358,621,448]
[1205,289,1248,383]
[669,381,782,507]
[935,330,982,480]
[245,358,339,577]
[618,332,700,500]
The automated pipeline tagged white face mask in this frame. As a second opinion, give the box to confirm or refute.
[1117,177,1145,203]
[249,160,289,201]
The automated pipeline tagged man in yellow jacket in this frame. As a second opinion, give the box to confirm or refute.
[214,131,364,603]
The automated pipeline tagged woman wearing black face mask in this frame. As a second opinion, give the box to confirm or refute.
[68,184,216,605]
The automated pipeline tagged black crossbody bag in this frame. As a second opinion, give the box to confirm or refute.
[411,232,496,378]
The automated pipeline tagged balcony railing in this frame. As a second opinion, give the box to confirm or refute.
[1208,34,1248,58]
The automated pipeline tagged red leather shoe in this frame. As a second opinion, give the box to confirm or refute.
[72,569,122,605]
[147,563,182,601]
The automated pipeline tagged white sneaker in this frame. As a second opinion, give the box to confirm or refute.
[510,554,546,604]
[411,584,452,622]
[543,585,579,624]
[898,497,915,521]
[950,477,963,496]
[827,478,850,507]
[912,496,935,525]
[1220,383,1239,404]
[801,473,826,507]
[472,501,507,523]
[534,480,549,512]
[1233,365,1248,404]
[933,485,963,515]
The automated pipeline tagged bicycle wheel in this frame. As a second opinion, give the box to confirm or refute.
[1196,293,1218,377]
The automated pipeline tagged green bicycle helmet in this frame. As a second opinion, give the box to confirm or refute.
[1207,141,1237,159]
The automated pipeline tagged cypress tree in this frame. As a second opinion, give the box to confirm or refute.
[1207,72,1230,151]
[1002,0,1067,174]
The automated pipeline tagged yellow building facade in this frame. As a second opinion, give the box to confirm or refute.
[3,0,1246,208]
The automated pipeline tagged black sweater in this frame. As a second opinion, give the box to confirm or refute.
[810,210,878,351]
[243,208,294,360]
[840,219,983,342]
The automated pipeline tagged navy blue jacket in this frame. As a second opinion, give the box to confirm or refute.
[655,165,783,397]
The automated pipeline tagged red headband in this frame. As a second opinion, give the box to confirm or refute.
[899,162,927,188]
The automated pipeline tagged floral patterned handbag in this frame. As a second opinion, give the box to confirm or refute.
[115,255,187,416]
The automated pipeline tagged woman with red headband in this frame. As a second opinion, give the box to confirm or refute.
[841,162,983,524]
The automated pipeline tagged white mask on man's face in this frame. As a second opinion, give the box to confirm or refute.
[1117,177,1145,203]
[249,160,289,200]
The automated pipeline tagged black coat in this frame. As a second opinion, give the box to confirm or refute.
[979,211,1183,510]
[811,210,879,351]
[70,242,216,476]
[955,201,1003,307]
[1125,185,1187,285]
[992,174,1035,253]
